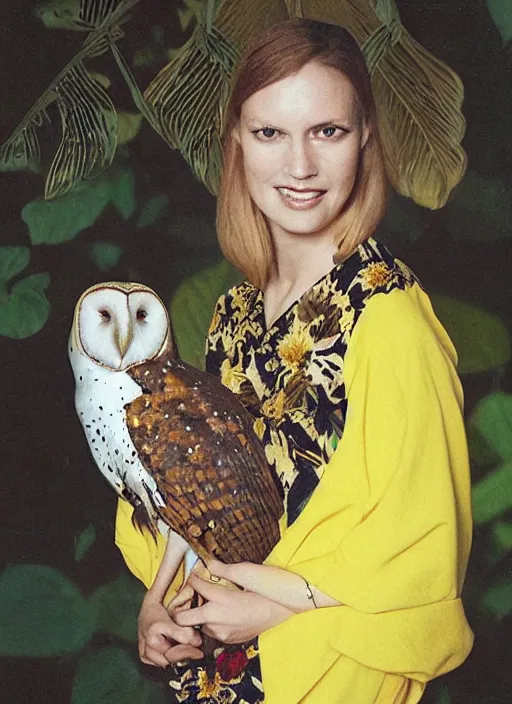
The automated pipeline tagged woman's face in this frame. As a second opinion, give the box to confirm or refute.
[238,61,368,242]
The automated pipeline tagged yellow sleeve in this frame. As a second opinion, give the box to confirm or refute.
[260,284,474,703]
[114,498,183,603]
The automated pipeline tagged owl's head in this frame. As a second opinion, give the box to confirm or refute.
[71,282,171,371]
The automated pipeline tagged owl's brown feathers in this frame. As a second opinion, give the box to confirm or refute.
[126,351,283,565]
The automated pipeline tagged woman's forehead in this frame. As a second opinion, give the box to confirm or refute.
[240,62,359,126]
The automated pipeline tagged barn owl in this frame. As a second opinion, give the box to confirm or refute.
[69,281,282,575]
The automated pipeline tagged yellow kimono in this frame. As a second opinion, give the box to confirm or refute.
[115,239,473,703]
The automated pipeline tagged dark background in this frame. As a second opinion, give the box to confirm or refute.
[1,1,511,702]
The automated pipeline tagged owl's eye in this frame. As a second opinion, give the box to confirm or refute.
[99,309,111,322]
[136,309,147,321]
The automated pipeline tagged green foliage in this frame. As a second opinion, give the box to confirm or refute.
[471,392,512,459]
[170,258,241,369]
[71,646,167,704]
[472,459,512,523]
[481,579,512,620]
[89,573,145,643]
[432,683,453,704]
[0,565,96,656]
[0,246,30,280]
[89,242,124,271]
[471,392,512,523]
[0,530,165,699]
[0,246,51,339]
[486,0,512,45]
[430,294,511,374]
[491,520,512,563]
[22,166,136,245]
[75,523,98,563]
[467,391,512,625]
[136,194,169,228]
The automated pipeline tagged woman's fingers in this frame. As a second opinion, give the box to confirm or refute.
[141,645,173,668]
[164,643,204,664]
[146,619,201,648]
[206,559,260,590]
[168,584,194,610]
[173,601,210,627]
[187,573,232,602]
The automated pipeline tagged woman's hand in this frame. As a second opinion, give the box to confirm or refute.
[169,571,293,644]
[137,590,203,667]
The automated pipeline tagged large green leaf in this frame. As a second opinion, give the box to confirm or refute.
[430,294,511,374]
[0,270,51,339]
[472,458,512,524]
[0,246,30,281]
[89,572,145,643]
[22,166,136,245]
[487,0,512,45]
[170,259,241,369]
[470,392,512,460]
[0,565,95,656]
[72,646,167,704]
[443,170,511,242]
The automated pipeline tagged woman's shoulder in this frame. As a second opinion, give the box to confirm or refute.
[335,237,420,301]
[349,280,459,377]
[328,238,457,366]
[208,279,259,340]
[214,279,258,313]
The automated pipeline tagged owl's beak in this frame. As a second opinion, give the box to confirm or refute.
[115,325,133,361]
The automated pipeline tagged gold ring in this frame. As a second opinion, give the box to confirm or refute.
[175,660,189,667]
[210,574,221,582]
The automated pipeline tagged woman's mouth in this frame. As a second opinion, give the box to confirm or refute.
[276,187,326,209]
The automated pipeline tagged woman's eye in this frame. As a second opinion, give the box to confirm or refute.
[319,126,341,138]
[99,309,111,322]
[256,127,277,140]
[136,309,147,321]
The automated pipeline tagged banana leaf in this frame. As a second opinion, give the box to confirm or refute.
[0,0,139,199]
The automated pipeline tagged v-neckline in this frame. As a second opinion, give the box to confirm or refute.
[259,261,341,332]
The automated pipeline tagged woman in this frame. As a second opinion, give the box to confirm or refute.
[115,19,473,703]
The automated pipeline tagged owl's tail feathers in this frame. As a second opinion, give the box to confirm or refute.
[131,502,159,542]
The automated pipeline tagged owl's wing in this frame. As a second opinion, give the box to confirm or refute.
[126,358,283,565]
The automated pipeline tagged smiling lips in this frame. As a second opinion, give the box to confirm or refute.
[276,186,326,209]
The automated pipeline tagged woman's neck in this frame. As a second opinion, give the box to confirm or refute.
[263,229,339,328]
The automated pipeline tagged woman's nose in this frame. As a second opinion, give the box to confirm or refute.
[284,139,318,180]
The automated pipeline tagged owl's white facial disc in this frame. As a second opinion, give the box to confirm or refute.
[77,286,168,371]
[124,290,169,368]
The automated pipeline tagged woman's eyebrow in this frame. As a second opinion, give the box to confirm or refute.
[244,117,272,127]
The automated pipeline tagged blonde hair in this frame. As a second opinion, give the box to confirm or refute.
[217,19,388,290]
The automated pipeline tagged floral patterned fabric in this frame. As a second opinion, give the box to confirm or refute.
[168,238,419,702]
